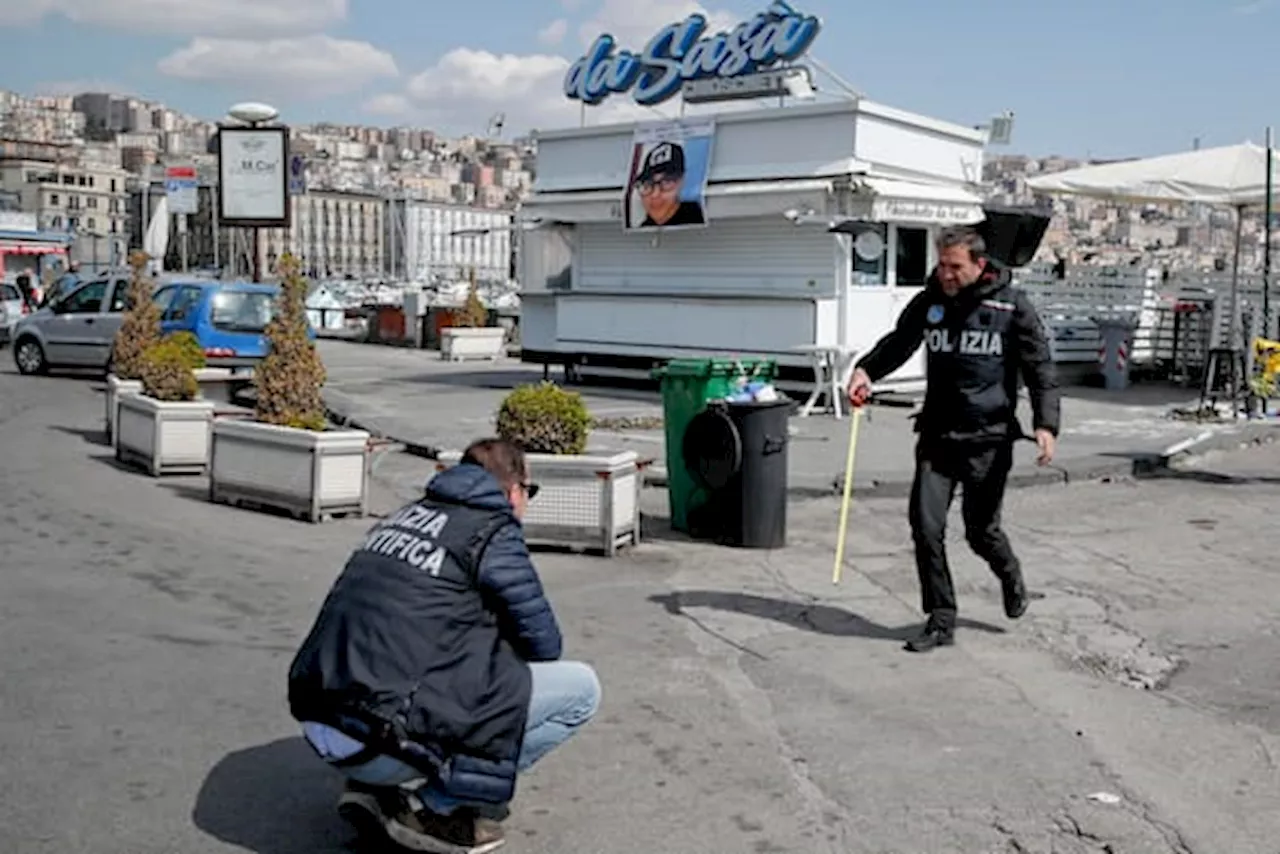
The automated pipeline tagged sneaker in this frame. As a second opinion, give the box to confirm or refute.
[336,781,390,840]
[475,803,510,822]
[475,817,505,849]
[384,804,506,854]
[904,620,955,653]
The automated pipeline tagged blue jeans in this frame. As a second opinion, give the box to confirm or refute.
[308,660,601,815]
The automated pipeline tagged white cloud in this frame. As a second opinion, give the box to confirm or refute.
[575,0,739,50]
[364,93,414,117]
[361,1,763,137]
[5,0,345,37]
[537,18,568,46]
[365,47,661,136]
[158,35,397,98]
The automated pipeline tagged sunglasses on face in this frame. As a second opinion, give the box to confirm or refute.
[521,482,540,500]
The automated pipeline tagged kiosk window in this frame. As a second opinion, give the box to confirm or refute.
[851,224,887,286]
[895,226,929,286]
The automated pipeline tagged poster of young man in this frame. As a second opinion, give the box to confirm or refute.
[623,118,715,231]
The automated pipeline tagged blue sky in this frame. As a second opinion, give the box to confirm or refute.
[2,0,1277,158]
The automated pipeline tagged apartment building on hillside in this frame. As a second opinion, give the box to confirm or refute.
[0,141,130,270]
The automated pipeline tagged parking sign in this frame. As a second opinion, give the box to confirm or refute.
[164,164,199,214]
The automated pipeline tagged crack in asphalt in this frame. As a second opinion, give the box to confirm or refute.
[1075,761,1200,854]
[1031,579,1186,691]
[1054,811,1112,848]
[996,522,1186,692]
[992,820,1032,853]
[659,592,770,661]
[700,652,852,854]
[661,552,854,851]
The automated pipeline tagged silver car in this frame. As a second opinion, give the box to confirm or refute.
[0,282,26,346]
[11,273,130,375]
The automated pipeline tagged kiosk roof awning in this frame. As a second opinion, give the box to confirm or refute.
[853,177,985,226]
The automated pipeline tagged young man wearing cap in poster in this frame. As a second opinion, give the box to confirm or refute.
[634,141,706,228]
[846,225,1061,654]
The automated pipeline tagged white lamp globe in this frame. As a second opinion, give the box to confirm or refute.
[227,102,279,124]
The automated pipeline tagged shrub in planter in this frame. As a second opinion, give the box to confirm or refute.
[496,382,591,455]
[440,269,503,362]
[437,381,641,554]
[209,253,369,522]
[105,252,162,437]
[164,330,207,372]
[112,251,162,380]
[455,274,489,328]
[252,254,328,431]
[115,335,214,476]
[139,337,199,402]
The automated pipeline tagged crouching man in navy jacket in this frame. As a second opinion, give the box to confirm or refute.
[288,438,601,853]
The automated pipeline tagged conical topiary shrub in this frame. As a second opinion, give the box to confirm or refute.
[252,252,327,431]
[111,251,161,380]
[455,269,488,328]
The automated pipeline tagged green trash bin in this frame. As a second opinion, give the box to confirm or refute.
[652,357,777,533]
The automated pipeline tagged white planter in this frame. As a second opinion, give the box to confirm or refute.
[115,393,215,477]
[210,419,371,523]
[194,367,252,404]
[436,449,641,556]
[440,326,505,362]
[105,374,143,441]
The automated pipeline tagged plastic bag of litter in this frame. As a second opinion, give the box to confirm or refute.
[725,376,779,403]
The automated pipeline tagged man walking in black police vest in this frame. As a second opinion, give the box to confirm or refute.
[847,225,1061,653]
[288,438,601,852]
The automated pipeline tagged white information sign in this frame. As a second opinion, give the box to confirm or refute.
[218,126,288,225]
[164,164,199,215]
[872,198,984,226]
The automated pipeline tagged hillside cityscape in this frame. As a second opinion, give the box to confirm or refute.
[0,86,1272,291]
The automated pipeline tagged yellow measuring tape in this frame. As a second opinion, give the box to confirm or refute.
[831,406,863,585]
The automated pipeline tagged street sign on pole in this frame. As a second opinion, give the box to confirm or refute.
[164,164,199,215]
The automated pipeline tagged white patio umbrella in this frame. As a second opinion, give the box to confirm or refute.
[1026,142,1280,348]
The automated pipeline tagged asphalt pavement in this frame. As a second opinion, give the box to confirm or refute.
[2,357,1280,853]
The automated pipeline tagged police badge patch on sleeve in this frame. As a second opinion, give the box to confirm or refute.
[926,304,944,324]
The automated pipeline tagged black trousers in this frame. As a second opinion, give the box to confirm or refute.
[907,437,1021,628]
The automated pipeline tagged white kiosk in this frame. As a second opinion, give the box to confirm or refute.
[517,2,998,402]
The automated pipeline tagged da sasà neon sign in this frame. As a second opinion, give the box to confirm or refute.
[564,0,821,108]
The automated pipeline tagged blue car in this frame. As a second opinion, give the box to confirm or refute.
[152,279,315,370]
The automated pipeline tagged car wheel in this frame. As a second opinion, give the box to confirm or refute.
[14,338,46,375]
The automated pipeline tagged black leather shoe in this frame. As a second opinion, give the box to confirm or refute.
[1002,573,1028,619]
[905,624,955,653]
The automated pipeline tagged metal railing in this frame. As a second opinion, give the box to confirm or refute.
[1015,263,1279,382]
